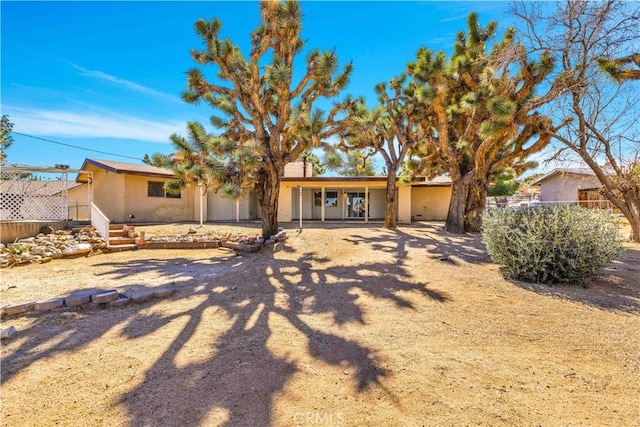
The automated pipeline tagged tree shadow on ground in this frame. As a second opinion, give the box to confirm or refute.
[511,246,640,314]
[344,222,490,265]
[1,227,448,426]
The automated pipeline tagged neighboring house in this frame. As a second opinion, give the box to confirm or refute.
[76,158,453,224]
[530,168,606,207]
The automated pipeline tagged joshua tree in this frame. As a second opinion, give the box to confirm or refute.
[340,75,426,228]
[408,13,558,232]
[181,0,353,239]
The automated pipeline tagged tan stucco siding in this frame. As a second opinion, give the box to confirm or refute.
[123,175,195,223]
[539,174,601,203]
[398,185,412,223]
[91,169,125,222]
[291,188,315,219]
[278,183,293,222]
[368,188,386,219]
[67,184,90,220]
[207,192,234,221]
[411,186,452,221]
[207,192,252,221]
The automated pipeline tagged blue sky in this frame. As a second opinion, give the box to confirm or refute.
[2,1,515,172]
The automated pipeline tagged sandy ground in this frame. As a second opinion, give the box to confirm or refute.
[1,222,639,426]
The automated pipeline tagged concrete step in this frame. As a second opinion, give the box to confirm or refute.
[109,229,129,237]
[109,237,136,245]
[105,244,138,253]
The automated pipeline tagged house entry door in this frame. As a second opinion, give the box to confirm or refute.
[346,192,366,218]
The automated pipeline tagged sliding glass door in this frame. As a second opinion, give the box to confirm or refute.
[345,192,366,218]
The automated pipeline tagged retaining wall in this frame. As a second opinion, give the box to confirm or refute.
[1,221,66,244]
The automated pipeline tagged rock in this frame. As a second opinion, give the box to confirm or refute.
[107,296,130,308]
[152,285,176,299]
[40,225,55,235]
[2,301,35,316]
[0,326,16,339]
[91,290,119,304]
[30,247,45,256]
[50,248,63,259]
[62,243,92,257]
[126,290,154,304]
[35,298,65,311]
[64,292,92,306]
[188,227,198,234]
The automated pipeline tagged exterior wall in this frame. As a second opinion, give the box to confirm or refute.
[206,192,254,221]
[284,162,314,178]
[323,189,345,220]
[539,174,600,203]
[291,188,315,220]
[90,167,125,223]
[207,191,235,221]
[411,186,452,221]
[123,175,195,223]
[278,183,293,222]
[368,188,386,219]
[67,184,90,220]
[397,185,412,223]
[281,179,436,222]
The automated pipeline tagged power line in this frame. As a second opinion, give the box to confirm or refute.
[13,132,143,161]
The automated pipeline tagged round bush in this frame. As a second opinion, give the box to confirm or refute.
[482,206,622,284]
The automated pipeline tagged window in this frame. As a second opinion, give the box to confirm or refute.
[325,191,338,207]
[314,191,322,207]
[148,181,181,199]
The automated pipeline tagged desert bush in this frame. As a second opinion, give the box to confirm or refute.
[482,206,622,284]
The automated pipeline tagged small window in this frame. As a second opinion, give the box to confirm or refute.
[148,181,165,198]
[148,181,181,199]
[314,191,322,207]
[326,191,338,208]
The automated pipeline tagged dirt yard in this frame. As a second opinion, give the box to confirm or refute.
[1,222,639,426]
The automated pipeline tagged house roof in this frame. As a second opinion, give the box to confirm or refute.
[530,168,596,186]
[0,180,83,195]
[282,176,389,183]
[281,175,452,186]
[77,157,453,186]
[80,158,175,180]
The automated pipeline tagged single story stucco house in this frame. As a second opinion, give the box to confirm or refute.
[530,168,609,208]
[74,158,453,224]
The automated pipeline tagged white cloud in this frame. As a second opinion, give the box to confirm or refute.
[71,64,182,104]
[6,106,184,143]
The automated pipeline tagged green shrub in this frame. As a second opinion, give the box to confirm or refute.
[482,206,622,284]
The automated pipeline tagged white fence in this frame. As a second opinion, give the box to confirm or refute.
[0,193,67,221]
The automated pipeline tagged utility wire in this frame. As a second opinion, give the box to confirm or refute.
[13,132,143,161]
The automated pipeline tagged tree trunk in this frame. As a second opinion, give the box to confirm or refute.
[629,212,640,243]
[445,174,472,233]
[383,169,397,229]
[465,178,488,232]
[257,173,281,241]
[621,193,640,243]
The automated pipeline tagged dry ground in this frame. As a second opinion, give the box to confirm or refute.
[1,222,639,426]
